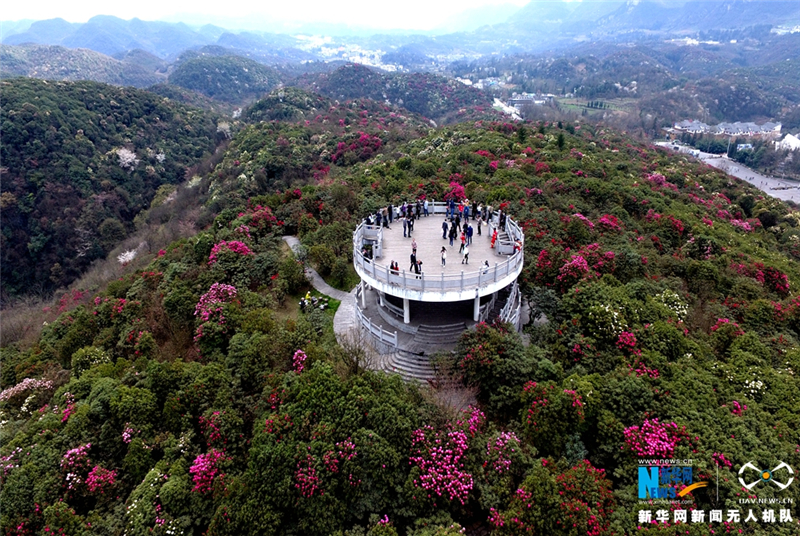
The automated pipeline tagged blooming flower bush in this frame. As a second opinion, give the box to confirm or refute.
[485,431,520,474]
[293,350,307,373]
[86,466,117,494]
[190,449,226,493]
[61,443,92,491]
[409,426,473,505]
[208,240,253,265]
[623,419,684,458]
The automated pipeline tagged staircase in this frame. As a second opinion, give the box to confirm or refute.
[381,321,467,382]
[382,350,438,383]
[487,286,511,323]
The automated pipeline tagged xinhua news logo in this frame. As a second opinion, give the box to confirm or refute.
[638,465,707,499]
[738,462,794,491]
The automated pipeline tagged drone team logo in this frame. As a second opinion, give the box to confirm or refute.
[738,462,794,491]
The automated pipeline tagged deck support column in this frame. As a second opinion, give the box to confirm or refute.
[403,298,410,324]
[474,293,481,322]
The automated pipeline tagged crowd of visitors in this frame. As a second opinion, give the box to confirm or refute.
[364,199,521,281]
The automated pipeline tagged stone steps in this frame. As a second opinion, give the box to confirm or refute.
[382,350,437,382]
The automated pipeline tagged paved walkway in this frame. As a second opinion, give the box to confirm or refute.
[656,142,800,203]
[282,236,358,342]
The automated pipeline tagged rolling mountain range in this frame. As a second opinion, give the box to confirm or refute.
[4,1,800,62]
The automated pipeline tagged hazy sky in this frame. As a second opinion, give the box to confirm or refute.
[1,0,562,31]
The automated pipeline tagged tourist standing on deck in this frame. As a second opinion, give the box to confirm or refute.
[411,238,417,255]
[441,246,447,266]
[402,215,408,237]
[442,219,448,239]
[491,228,498,248]
[388,203,393,224]
[449,222,457,246]
[466,224,473,246]
[459,231,466,253]
[423,199,429,217]
[461,245,469,265]
[476,214,482,236]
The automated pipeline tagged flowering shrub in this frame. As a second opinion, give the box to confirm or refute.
[61,392,76,423]
[409,426,473,504]
[583,303,626,340]
[557,255,590,287]
[61,443,91,491]
[730,219,753,232]
[491,460,615,535]
[712,452,733,468]
[485,432,520,474]
[731,262,790,296]
[653,289,688,320]
[459,406,486,437]
[444,181,466,202]
[622,419,684,458]
[573,213,595,230]
[616,331,639,354]
[296,454,322,497]
[122,425,139,444]
[293,349,307,373]
[711,318,744,337]
[190,449,226,493]
[597,214,621,232]
[730,400,747,416]
[194,283,238,342]
[208,240,253,265]
[86,466,117,494]
[0,377,54,403]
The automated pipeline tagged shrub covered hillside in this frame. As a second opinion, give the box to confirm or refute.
[167,55,282,105]
[0,78,222,299]
[294,63,497,125]
[2,110,800,536]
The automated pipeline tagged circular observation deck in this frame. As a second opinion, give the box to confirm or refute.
[353,205,524,304]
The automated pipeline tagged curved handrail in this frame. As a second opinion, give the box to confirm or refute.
[353,216,524,294]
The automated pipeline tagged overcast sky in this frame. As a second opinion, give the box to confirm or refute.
[1,0,563,31]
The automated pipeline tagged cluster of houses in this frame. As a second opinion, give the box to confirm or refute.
[673,119,782,138]
[507,92,556,109]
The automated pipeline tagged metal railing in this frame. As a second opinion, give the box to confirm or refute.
[353,216,523,294]
[353,249,522,293]
[379,294,405,319]
[478,292,498,323]
[355,283,398,347]
[499,281,522,331]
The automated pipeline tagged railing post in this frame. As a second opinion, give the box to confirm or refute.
[421,272,425,291]
[441,272,445,292]
[402,269,406,288]
[494,263,498,282]
[460,271,464,291]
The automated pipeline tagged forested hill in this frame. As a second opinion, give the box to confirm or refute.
[3,109,800,534]
[167,55,282,105]
[0,78,221,299]
[293,63,496,125]
[0,44,165,88]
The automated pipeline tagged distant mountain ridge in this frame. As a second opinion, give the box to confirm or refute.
[0,44,165,87]
[4,1,800,61]
[2,15,306,61]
